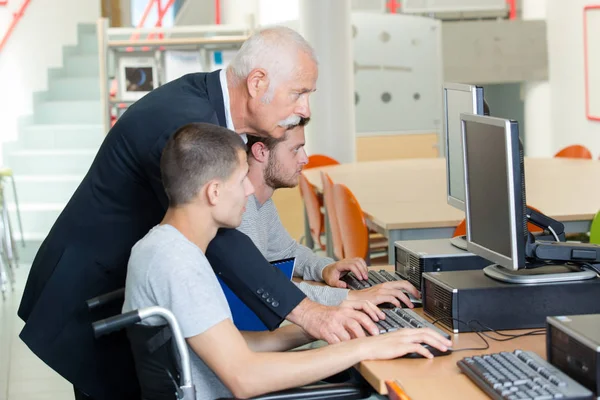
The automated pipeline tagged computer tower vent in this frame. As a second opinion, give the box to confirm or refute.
[424,278,453,331]
[407,253,421,289]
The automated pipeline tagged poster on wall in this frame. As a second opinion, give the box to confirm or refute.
[118,56,159,101]
[164,50,204,83]
[584,5,600,121]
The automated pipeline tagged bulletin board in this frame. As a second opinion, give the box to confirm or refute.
[584,5,600,121]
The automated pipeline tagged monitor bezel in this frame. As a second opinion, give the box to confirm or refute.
[461,113,525,271]
[443,82,484,212]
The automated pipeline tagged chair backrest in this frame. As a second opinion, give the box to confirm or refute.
[320,171,344,260]
[554,145,593,159]
[590,210,600,245]
[332,183,369,260]
[306,154,339,170]
[453,205,545,237]
[127,324,182,400]
[298,174,325,250]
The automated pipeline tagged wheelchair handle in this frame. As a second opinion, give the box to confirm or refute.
[86,288,125,311]
[93,310,141,338]
[92,306,194,392]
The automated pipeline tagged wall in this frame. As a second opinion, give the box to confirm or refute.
[0,0,100,143]
[547,0,600,158]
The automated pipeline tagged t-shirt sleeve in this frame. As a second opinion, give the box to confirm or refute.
[144,242,232,338]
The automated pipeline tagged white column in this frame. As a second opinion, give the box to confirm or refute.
[522,0,552,157]
[299,0,356,163]
[221,0,259,27]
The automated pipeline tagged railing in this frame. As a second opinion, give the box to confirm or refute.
[0,0,32,53]
[127,0,176,51]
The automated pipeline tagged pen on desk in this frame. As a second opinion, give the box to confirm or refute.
[385,380,412,400]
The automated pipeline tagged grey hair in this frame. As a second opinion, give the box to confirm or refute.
[227,26,318,102]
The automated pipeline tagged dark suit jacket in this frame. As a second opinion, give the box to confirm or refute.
[17,70,307,399]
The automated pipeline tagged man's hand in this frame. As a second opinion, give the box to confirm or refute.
[286,298,381,344]
[347,281,421,308]
[322,258,368,288]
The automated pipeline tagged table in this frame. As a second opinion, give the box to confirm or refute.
[302,157,600,263]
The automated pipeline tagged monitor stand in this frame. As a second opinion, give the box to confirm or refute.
[483,263,597,284]
[449,235,468,251]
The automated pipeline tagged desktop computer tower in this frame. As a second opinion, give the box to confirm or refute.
[422,270,600,333]
[394,239,490,290]
[547,314,600,396]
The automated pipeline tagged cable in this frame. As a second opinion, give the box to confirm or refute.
[468,320,545,341]
[429,317,546,352]
[429,317,489,352]
[547,225,560,242]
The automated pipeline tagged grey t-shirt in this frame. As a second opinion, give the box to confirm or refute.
[123,224,233,400]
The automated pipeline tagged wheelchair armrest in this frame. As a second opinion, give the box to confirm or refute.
[218,382,371,400]
[86,287,125,311]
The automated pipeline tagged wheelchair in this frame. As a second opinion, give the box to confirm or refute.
[88,288,373,400]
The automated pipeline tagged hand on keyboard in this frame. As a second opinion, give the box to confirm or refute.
[347,281,421,308]
[322,258,369,288]
[359,327,452,360]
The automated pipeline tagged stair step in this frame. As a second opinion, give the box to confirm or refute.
[34,100,102,124]
[77,33,98,54]
[64,54,99,77]
[7,203,65,239]
[6,175,84,204]
[15,124,105,150]
[5,149,97,175]
[47,76,100,101]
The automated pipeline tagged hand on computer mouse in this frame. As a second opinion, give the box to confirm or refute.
[347,281,421,308]
[359,328,452,360]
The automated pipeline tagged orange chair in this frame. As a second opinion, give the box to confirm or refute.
[306,154,340,170]
[453,205,544,237]
[321,171,344,260]
[554,145,593,159]
[298,174,325,250]
[333,183,387,265]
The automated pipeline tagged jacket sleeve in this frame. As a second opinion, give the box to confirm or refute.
[206,228,307,330]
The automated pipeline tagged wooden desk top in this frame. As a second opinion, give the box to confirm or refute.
[302,157,600,231]
[357,308,546,397]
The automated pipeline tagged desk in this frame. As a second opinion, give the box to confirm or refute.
[303,157,600,263]
[357,308,546,398]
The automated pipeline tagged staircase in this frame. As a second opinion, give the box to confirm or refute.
[2,23,104,262]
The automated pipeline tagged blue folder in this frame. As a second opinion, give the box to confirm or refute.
[218,258,296,331]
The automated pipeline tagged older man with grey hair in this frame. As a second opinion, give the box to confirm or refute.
[18,26,381,400]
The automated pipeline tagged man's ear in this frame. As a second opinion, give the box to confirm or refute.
[246,68,269,99]
[250,142,269,163]
[205,180,220,206]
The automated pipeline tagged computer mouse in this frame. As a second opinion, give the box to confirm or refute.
[400,344,453,359]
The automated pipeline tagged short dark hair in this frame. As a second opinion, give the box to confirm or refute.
[160,123,246,207]
[246,117,310,155]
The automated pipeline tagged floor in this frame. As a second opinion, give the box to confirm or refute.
[1,264,74,400]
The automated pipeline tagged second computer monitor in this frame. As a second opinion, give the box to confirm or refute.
[443,83,484,211]
[461,113,527,271]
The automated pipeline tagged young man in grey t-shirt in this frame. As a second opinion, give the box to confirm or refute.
[240,122,422,307]
[123,123,452,399]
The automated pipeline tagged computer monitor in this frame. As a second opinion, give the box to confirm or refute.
[443,83,485,212]
[461,113,598,284]
[461,113,526,270]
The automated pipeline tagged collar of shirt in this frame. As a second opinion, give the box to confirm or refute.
[219,69,247,144]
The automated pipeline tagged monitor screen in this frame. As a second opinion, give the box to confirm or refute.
[443,83,484,211]
[462,114,526,271]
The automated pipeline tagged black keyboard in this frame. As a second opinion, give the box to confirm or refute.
[341,270,422,306]
[375,308,452,358]
[458,350,594,400]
